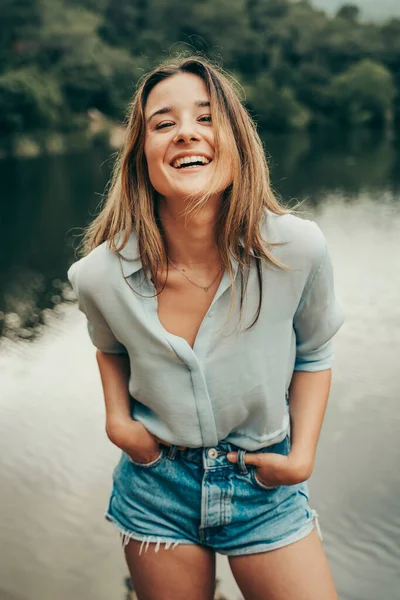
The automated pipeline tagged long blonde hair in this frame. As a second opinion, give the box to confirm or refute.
[78,53,298,330]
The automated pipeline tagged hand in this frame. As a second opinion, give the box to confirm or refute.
[106,419,186,464]
[106,419,162,464]
[227,450,313,487]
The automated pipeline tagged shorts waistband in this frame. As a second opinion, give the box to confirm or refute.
[163,434,290,469]
[165,442,233,463]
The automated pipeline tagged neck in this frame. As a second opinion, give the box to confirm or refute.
[157,195,222,267]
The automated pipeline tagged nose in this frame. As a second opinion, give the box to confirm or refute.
[173,120,200,144]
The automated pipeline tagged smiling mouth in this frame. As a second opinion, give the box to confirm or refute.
[171,156,212,169]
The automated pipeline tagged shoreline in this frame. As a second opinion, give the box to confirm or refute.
[0,109,126,159]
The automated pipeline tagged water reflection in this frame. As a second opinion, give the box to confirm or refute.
[266,129,400,202]
[0,145,114,343]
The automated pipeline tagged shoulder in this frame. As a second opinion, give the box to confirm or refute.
[67,238,120,297]
[260,208,327,269]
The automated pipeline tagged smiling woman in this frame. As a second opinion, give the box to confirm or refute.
[67,54,344,600]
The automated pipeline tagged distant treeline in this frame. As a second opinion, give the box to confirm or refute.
[1,0,400,135]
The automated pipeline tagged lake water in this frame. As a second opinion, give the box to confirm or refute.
[1,130,399,600]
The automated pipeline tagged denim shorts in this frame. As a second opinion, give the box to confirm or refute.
[105,433,322,556]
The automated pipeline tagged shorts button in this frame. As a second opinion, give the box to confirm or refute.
[208,448,218,459]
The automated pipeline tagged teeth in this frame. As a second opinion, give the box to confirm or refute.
[172,155,211,168]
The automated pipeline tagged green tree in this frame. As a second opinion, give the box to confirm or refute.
[99,0,147,55]
[247,0,290,30]
[328,59,395,126]
[55,38,144,118]
[0,0,42,71]
[336,4,360,22]
[0,67,63,133]
[379,19,400,124]
[99,0,199,62]
[245,74,311,132]
[37,1,103,70]
[295,62,332,124]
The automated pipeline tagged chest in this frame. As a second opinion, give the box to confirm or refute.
[155,272,224,349]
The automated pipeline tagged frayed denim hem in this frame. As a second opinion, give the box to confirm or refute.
[104,511,196,556]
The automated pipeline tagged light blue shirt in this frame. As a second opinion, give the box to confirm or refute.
[67,209,344,450]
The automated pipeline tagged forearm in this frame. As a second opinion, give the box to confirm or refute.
[287,369,332,476]
[95,350,133,435]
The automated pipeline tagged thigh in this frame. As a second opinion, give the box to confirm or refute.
[228,529,338,600]
[124,539,216,600]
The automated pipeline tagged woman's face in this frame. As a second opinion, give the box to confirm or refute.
[144,72,230,202]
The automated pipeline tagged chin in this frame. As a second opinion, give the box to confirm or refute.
[168,190,206,203]
[167,180,210,199]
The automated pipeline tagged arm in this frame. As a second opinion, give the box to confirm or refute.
[228,225,344,485]
[96,350,133,439]
[287,369,332,479]
[68,260,138,437]
[287,227,344,476]
[282,231,343,481]
[67,259,163,461]
[96,350,164,460]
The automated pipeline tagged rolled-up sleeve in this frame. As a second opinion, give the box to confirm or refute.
[293,233,344,372]
[67,260,128,355]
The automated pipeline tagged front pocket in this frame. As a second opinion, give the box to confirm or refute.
[128,446,165,468]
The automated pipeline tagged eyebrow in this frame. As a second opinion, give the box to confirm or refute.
[146,100,210,124]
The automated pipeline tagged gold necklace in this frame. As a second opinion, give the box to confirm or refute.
[168,258,223,292]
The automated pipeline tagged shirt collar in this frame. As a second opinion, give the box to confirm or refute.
[116,228,255,278]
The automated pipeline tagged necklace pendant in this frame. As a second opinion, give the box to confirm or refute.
[168,257,222,293]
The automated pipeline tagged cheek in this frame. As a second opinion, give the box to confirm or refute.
[145,141,166,180]
[206,128,215,149]
[217,131,234,182]
[147,163,167,194]
[144,138,160,166]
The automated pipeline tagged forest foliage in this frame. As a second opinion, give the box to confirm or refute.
[1,0,400,134]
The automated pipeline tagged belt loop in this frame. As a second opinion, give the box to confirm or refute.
[237,449,248,474]
[167,445,178,460]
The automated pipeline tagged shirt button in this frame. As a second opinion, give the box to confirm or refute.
[208,312,214,317]
[208,448,218,459]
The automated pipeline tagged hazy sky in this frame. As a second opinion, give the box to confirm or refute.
[311,0,400,20]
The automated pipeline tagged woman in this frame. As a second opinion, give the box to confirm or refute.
[67,55,344,599]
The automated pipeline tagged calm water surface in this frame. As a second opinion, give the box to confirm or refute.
[0,131,399,600]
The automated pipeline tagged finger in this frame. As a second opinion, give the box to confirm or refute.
[227,452,264,467]
[228,452,286,469]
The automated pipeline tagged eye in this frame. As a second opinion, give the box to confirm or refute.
[199,115,212,123]
[155,121,174,130]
